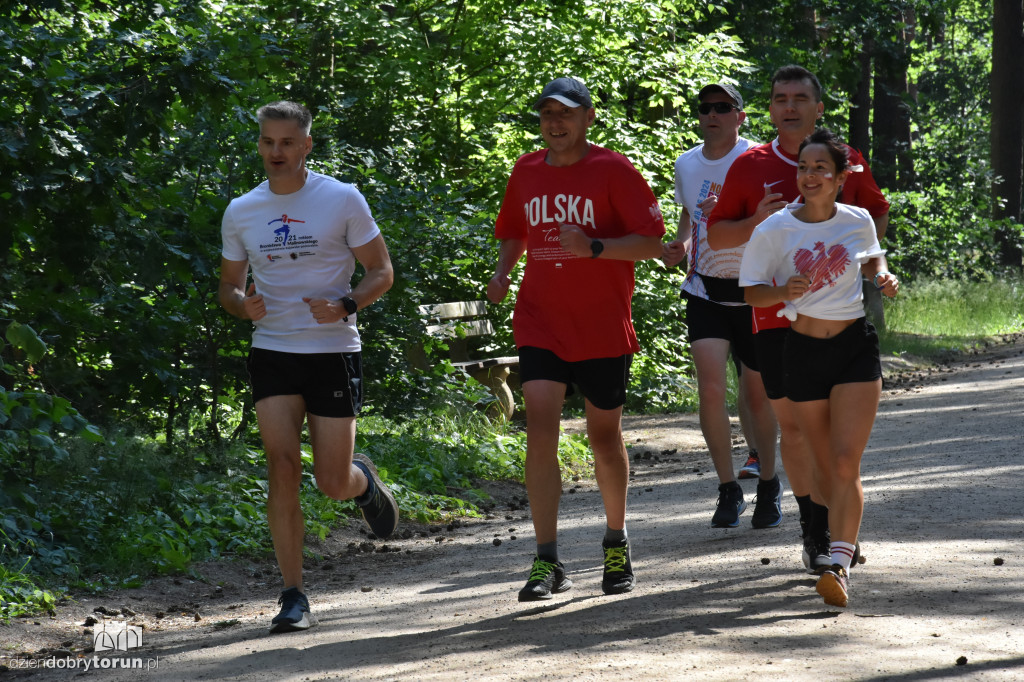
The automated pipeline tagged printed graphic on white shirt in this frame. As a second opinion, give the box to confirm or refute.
[261,214,319,261]
[794,241,851,292]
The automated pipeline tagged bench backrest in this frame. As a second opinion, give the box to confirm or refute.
[419,301,495,338]
[416,300,496,363]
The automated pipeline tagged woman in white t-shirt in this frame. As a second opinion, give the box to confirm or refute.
[739,128,899,608]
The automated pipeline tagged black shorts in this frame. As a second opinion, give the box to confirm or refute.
[518,346,632,410]
[783,318,881,402]
[754,327,788,400]
[246,348,363,418]
[684,292,758,372]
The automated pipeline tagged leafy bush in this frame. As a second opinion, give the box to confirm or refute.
[354,413,592,522]
[629,260,697,413]
[0,553,58,621]
[886,190,1024,281]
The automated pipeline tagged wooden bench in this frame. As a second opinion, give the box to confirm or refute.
[414,301,519,420]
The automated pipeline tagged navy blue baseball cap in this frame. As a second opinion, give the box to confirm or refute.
[534,77,593,110]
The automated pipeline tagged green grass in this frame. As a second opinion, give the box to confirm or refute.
[881,276,1024,360]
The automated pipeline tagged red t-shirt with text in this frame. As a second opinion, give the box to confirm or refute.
[495,145,665,361]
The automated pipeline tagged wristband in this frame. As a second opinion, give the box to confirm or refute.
[873,271,891,290]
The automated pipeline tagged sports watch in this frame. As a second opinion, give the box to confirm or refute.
[590,239,604,259]
[340,296,358,321]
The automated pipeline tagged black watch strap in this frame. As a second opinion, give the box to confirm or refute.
[341,296,358,321]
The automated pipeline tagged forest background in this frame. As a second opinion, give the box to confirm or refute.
[2,0,1023,615]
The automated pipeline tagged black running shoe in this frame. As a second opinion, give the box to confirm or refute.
[518,557,573,602]
[269,587,313,633]
[816,564,849,608]
[751,475,784,528]
[353,453,399,539]
[801,533,832,575]
[601,539,636,595]
[712,482,746,528]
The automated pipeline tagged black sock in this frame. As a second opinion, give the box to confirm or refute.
[809,500,829,537]
[604,526,627,545]
[795,494,813,536]
[537,541,559,564]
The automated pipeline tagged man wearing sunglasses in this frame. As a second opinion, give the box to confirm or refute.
[663,83,779,531]
[706,65,890,576]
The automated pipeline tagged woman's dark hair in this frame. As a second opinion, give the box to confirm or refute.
[799,128,849,173]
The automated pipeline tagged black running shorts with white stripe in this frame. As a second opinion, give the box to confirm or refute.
[246,348,362,418]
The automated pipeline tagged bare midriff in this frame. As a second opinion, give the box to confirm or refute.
[791,315,858,339]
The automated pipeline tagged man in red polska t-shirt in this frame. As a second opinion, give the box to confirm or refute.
[489,77,665,603]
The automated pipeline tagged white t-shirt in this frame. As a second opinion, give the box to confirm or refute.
[739,203,884,321]
[674,136,757,304]
[221,171,381,353]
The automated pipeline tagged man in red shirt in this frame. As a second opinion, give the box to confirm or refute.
[489,77,665,601]
[707,65,889,574]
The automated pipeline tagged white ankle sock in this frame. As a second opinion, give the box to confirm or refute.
[831,541,856,570]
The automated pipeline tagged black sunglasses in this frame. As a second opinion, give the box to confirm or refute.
[698,102,738,115]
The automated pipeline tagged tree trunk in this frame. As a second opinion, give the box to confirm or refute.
[899,8,918,188]
[849,40,873,161]
[871,10,913,190]
[991,0,1024,267]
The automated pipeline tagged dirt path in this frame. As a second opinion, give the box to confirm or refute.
[4,338,1024,681]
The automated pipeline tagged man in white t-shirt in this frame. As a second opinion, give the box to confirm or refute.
[219,101,397,634]
[662,83,779,529]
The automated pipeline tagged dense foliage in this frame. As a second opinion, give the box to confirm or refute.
[2,0,1021,611]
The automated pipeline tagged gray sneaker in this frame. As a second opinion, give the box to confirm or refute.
[269,587,314,633]
[353,453,399,539]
